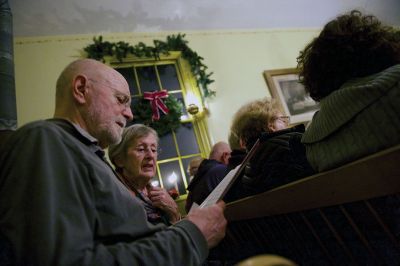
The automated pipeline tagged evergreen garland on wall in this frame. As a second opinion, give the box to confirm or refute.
[83,34,216,98]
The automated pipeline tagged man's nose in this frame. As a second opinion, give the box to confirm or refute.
[123,107,133,121]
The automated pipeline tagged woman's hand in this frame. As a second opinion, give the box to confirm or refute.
[148,186,180,223]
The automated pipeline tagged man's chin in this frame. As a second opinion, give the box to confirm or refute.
[101,133,122,148]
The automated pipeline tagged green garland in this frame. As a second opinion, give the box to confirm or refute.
[83,34,216,98]
[132,95,183,137]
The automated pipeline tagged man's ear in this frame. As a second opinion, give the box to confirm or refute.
[221,152,230,165]
[72,75,89,104]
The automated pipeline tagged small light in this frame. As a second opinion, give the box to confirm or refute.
[168,172,178,184]
[151,180,159,187]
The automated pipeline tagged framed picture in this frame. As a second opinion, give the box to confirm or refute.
[263,68,319,125]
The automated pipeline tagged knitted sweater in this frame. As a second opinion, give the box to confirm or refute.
[302,64,400,172]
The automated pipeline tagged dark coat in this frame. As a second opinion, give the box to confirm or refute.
[227,124,315,201]
[185,159,227,212]
[210,125,316,264]
[226,149,246,172]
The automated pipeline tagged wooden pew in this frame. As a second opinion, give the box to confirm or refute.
[213,145,400,265]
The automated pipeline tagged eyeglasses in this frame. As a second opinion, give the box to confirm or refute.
[89,78,131,108]
[133,146,162,156]
[275,116,290,125]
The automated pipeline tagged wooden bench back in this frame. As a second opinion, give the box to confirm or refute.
[214,145,400,265]
[226,144,400,221]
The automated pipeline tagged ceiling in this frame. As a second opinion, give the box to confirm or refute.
[8,0,400,38]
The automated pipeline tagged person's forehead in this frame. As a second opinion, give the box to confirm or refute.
[132,134,158,145]
[112,78,129,94]
[97,68,129,93]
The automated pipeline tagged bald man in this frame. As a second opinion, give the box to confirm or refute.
[0,59,226,266]
[186,141,232,212]
[208,141,232,165]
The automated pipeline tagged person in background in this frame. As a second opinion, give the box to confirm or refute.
[223,97,314,200]
[225,97,288,175]
[185,141,231,212]
[205,97,313,264]
[108,124,180,225]
[0,59,226,266]
[297,10,400,172]
[209,99,314,264]
[226,131,247,173]
[187,156,204,182]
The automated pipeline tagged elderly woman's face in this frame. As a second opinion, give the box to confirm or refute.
[122,133,158,181]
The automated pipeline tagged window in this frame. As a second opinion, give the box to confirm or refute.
[108,52,211,196]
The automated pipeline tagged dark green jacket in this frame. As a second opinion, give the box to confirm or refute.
[302,64,400,172]
[0,119,207,266]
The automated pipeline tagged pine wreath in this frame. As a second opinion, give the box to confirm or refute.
[132,94,183,137]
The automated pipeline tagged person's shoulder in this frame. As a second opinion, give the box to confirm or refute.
[4,120,70,149]
[8,120,50,137]
[206,163,228,178]
[16,119,63,132]
[378,64,400,80]
[0,120,69,163]
[18,119,49,128]
[197,159,218,173]
[187,159,214,190]
[210,163,228,171]
[260,125,304,145]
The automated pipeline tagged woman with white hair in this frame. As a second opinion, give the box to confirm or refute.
[108,124,180,225]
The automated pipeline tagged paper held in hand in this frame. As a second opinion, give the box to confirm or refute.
[190,139,261,212]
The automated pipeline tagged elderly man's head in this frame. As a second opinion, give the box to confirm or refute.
[54,59,133,148]
[209,141,232,165]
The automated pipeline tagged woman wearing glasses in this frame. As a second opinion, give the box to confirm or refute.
[108,124,180,225]
[224,97,315,201]
[208,98,315,264]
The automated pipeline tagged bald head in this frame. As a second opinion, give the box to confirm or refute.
[209,141,232,165]
[55,59,126,109]
[54,59,133,148]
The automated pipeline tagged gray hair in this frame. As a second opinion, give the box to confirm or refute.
[108,124,159,172]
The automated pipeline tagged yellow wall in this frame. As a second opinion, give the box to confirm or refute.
[14,29,318,143]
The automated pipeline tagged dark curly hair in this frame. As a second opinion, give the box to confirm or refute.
[297,10,400,101]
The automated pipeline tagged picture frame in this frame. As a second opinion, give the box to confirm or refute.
[263,68,319,125]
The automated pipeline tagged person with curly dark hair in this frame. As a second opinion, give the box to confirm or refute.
[297,10,400,172]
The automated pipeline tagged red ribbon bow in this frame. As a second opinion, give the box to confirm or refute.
[143,90,170,121]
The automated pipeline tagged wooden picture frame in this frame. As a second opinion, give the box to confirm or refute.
[263,68,319,125]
